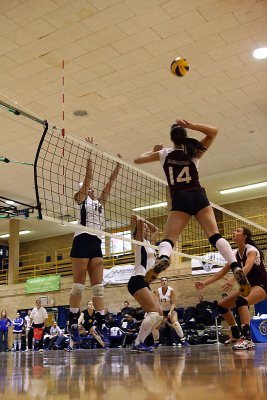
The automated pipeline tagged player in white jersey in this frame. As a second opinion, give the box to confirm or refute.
[68,137,122,349]
[155,277,189,346]
[128,215,163,353]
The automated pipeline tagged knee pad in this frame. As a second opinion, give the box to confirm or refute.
[70,283,85,297]
[91,284,104,298]
[236,296,248,308]
[147,312,162,328]
[209,233,222,248]
[218,305,228,315]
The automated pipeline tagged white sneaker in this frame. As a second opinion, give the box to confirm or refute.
[245,340,256,349]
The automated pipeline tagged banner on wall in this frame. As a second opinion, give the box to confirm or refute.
[103,265,135,285]
[191,252,226,275]
[25,274,61,294]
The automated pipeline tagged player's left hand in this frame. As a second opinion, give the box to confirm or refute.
[153,144,163,152]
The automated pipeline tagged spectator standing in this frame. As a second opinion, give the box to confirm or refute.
[12,312,24,351]
[24,309,33,351]
[0,310,12,352]
[30,299,48,352]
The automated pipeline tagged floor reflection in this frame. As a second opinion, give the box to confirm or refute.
[0,344,266,399]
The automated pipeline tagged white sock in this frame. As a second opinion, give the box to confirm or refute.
[173,322,184,338]
[14,340,18,350]
[215,238,236,265]
[70,308,79,314]
[159,241,173,258]
[18,341,21,350]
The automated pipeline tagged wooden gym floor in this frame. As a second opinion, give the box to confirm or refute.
[0,344,267,400]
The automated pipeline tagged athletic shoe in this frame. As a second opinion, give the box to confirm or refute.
[64,346,74,352]
[233,267,251,297]
[144,256,170,283]
[131,342,154,353]
[181,340,190,347]
[232,338,255,350]
[224,337,239,345]
[244,340,256,349]
[70,325,81,344]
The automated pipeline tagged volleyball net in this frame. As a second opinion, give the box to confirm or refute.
[1,99,267,271]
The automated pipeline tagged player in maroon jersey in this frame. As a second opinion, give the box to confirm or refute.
[134,119,250,296]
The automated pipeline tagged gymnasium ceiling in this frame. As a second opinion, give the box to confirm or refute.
[0,0,267,241]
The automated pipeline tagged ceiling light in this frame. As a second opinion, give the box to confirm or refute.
[219,181,267,195]
[253,47,267,60]
[0,233,10,239]
[19,230,31,235]
[74,110,88,116]
[0,230,31,239]
[133,202,167,211]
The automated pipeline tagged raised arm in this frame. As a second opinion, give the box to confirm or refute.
[99,154,122,206]
[176,119,218,157]
[74,158,93,204]
[131,214,158,242]
[134,144,163,164]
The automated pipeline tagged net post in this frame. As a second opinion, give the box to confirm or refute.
[34,120,49,220]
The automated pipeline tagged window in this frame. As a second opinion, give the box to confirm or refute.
[110,231,132,255]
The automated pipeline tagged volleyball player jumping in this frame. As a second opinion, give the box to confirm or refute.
[128,215,163,352]
[68,137,122,349]
[134,119,250,296]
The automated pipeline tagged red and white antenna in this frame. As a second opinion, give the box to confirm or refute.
[62,60,65,195]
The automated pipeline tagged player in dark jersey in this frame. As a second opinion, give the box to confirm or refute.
[134,119,250,296]
[78,301,107,348]
[195,226,267,350]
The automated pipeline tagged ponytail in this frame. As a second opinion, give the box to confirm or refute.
[170,124,206,158]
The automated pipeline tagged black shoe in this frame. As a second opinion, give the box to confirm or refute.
[233,267,251,296]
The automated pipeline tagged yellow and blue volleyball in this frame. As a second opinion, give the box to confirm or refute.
[170,57,189,77]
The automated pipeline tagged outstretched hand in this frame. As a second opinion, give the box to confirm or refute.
[222,279,233,293]
[195,281,205,290]
[86,136,98,146]
[153,144,163,152]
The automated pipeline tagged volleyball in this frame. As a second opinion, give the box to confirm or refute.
[170,57,190,77]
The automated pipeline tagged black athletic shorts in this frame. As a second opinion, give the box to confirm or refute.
[163,309,177,317]
[258,283,267,295]
[171,188,210,215]
[128,275,150,296]
[70,233,103,259]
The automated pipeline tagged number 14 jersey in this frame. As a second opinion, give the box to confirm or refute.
[159,147,202,195]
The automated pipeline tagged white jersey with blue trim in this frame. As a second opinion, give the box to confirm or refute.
[133,239,156,277]
[158,286,173,311]
[74,197,104,240]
